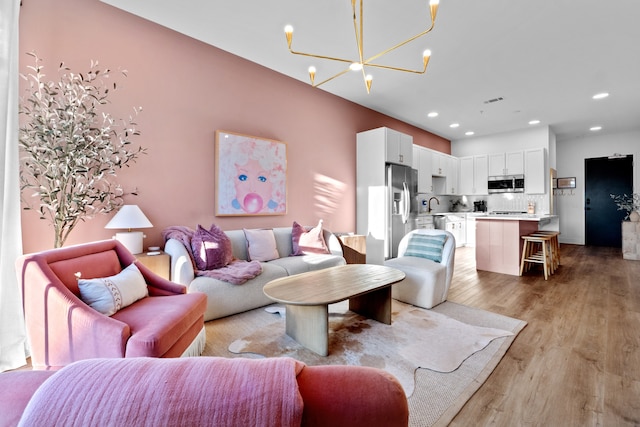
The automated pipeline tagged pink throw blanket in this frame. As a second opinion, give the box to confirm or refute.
[19,357,305,427]
[163,226,262,285]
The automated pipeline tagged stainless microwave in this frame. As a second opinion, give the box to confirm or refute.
[488,175,525,193]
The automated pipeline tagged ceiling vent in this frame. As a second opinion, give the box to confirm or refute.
[483,97,504,104]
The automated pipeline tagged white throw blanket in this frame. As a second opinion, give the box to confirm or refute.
[19,357,305,427]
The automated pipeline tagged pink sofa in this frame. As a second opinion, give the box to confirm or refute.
[0,357,409,427]
[16,240,207,369]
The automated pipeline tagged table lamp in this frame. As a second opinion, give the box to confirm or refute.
[105,205,153,254]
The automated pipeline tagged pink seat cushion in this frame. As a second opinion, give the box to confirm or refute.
[111,292,206,357]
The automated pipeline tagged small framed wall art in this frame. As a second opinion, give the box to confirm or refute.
[556,177,576,189]
[215,130,287,216]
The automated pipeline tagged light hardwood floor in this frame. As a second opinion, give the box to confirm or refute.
[448,244,640,426]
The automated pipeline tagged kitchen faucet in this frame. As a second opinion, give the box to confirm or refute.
[427,197,440,213]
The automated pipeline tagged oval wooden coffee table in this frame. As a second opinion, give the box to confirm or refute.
[263,264,405,356]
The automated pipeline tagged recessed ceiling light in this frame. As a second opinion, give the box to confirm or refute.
[590,126,602,131]
[449,123,460,128]
[465,131,475,136]
[592,92,609,100]
[529,120,540,125]
[427,112,438,118]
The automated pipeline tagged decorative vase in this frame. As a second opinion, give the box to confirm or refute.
[630,210,640,222]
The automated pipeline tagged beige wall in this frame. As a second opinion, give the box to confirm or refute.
[18,0,449,253]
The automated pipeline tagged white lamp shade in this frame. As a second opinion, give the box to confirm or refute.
[105,205,153,230]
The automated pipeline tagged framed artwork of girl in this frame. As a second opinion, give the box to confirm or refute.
[215,130,287,216]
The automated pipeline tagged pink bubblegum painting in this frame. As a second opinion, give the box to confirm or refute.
[215,130,287,216]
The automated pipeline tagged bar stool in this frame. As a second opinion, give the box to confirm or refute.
[520,234,554,280]
[530,231,560,270]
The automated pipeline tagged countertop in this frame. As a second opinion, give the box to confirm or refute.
[475,214,558,221]
[416,212,558,222]
[417,211,474,217]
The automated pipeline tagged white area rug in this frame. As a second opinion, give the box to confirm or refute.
[228,299,525,400]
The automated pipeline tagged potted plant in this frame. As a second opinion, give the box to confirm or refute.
[18,53,145,248]
[610,193,640,222]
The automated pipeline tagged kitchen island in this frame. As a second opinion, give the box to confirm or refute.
[474,214,559,276]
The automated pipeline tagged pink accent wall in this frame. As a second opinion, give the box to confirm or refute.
[18,0,450,254]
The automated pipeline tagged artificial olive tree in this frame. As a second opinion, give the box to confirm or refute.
[18,53,145,248]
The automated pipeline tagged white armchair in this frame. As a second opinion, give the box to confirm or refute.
[384,229,455,309]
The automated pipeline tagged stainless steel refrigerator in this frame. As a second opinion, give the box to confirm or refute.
[386,164,418,259]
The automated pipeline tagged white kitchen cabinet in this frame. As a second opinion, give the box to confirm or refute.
[506,151,524,174]
[459,155,488,195]
[465,214,476,247]
[459,156,474,194]
[415,215,435,230]
[413,145,433,193]
[445,220,466,247]
[488,151,524,176]
[474,155,489,194]
[525,148,546,194]
[447,156,459,195]
[433,154,458,195]
[384,128,413,165]
[432,152,448,176]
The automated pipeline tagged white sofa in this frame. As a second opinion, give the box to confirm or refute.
[165,227,346,321]
[384,229,455,309]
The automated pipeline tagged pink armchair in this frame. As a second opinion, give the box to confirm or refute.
[16,240,207,369]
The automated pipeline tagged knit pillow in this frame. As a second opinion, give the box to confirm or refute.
[191,224,234,270]
[404,233,447,263]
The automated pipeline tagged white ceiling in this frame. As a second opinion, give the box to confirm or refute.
[101,0,640,142]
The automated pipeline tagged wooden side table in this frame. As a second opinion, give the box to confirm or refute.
[136,252,171,280]
[337,234,366,264]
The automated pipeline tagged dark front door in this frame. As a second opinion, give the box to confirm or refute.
[585,155,633,247]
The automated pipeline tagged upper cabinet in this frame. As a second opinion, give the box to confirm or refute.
[413,145,433,193]
[525,148,546,194]
[384,128,413,165]
[447,156,459,195]
[459,155,489,195]
[432,152,448,177]
[474,155,489,194]
[432,154,458,195]
[488,151,524,176]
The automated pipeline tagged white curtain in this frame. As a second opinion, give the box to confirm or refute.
[0,0,27,371]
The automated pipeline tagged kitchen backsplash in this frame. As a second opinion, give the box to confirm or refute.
[417,193,551,214]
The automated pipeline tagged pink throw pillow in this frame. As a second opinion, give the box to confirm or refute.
[291,220,330,256]
[191,224,233,270]
[243,228,280,262]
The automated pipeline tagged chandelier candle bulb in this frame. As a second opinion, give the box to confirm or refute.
[423,50,432,68]
[308,66,316,85]
[284,25,293,48]
[430,0,440,22]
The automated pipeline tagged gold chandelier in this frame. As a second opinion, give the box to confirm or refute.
[284,0,440,94]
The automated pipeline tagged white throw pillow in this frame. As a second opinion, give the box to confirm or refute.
[78,263,149,316]
[243,228,279,262]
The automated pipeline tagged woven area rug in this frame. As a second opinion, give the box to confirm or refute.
[226,300,526,424]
